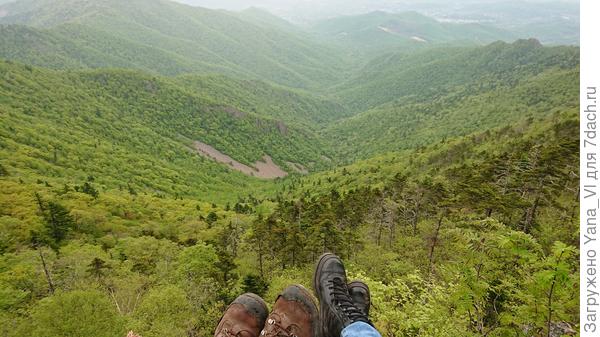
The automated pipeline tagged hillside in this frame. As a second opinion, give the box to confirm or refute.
[0,110,579,337]
[311,11,516,57]
[330,39,579,112]
[174,75,350,128]
[0,60,338,202]
[0,0,347,89]
[0,1,581,337]
[327,64,579,160]
[322,40,579,160]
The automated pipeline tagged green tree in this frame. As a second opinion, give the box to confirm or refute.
[206,212,218,227]
[24,290,125,337]
[87,257,110,282]
[41,201,75,250]
[241,275,269,297]
[133,285,194,337]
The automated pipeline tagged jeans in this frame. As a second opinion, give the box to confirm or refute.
[341,322,382,337]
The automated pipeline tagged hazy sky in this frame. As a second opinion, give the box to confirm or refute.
[174,0,579,24]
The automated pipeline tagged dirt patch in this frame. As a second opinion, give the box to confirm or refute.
[378,26,396,34]
[193,141,288,179]
[410,36,427,42]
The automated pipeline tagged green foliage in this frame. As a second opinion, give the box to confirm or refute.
[37,199,75,250]
[177,242,219,285]
[23,290,126,337]
[241,275,269,297]
[332,39,578,113]
[326,41,579,161]
[132,285,195,337]
[0,60,334,202]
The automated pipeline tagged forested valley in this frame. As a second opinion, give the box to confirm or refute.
[0,0,580,336]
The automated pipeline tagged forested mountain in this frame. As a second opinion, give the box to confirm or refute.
[174,75,350,128]
[0,1,580,337]
[330,39,579,112]
[311,11,516,57]
[0,60,336,202]
[0,0,347,89]
[326,41,579,160]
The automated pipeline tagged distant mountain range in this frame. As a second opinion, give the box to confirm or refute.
[0,0,580,192]
[175,0,579,45]
[310,11,517,57]
[0,0,347,89]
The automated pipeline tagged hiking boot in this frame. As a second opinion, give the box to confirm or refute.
[348,281,370,317]
[215,293,268,337]
[260,285,319,337]
[312,253,371,337]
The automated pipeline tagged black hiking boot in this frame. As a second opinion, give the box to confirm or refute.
[348,281,370,317]
[312,253,372,337]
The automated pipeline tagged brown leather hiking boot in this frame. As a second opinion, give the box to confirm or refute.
[348,281,370,317]
[215,293,269,337]
[313,253,372,337]
[260,285,319,337]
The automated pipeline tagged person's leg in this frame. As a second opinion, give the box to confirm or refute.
[341,322,382,337]
[344,281,381,337]
[313,253,383,337]
[214,293,268,337]
[260,284,319,337]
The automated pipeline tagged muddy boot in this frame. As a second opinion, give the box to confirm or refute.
[215,293,269,337]
[260,285,319,337]
[313,253,371,337]
[348,281,370,317]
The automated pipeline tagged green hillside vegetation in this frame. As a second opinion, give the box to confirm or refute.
[330,39,579,112]
[0,23,239,77]
[0,60,338,202]
[175,75,350,128]
[0,0,347,89]
[270,110,579,335]
[0,111,578,337]
[327,64,578,160]
[0,1,581,336]
[320,40,579,161]
[311,11,516,58]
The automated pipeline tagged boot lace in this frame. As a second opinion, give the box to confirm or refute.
[261,318,299,337]
[327,277,368,322]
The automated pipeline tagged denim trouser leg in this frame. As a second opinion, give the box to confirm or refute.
[341,322,382,337]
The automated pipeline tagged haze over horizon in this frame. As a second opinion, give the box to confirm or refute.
[174,0,579,44]
[175,0,579,22]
